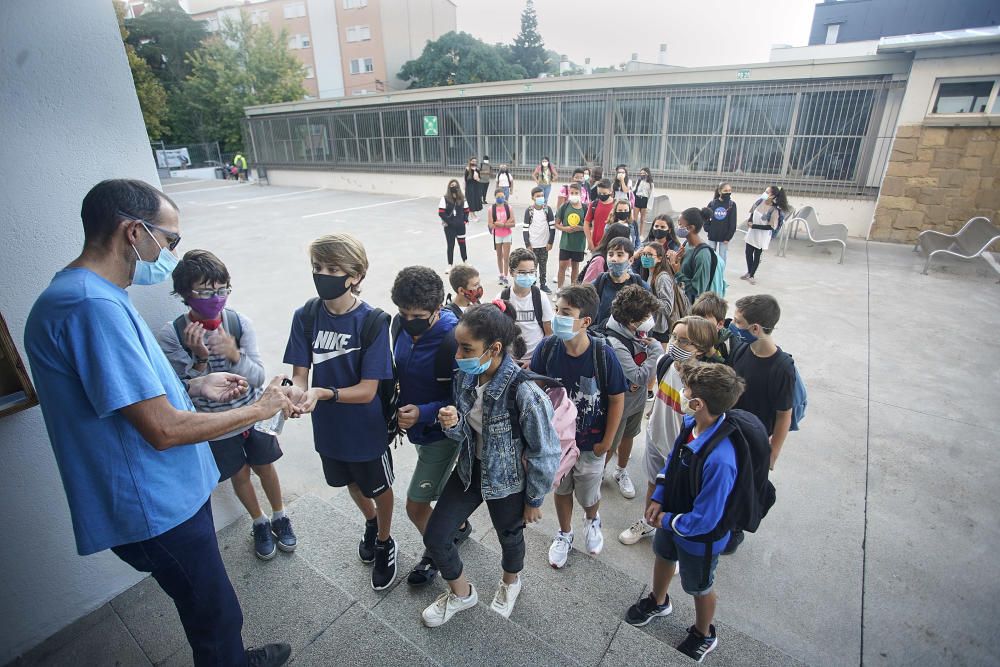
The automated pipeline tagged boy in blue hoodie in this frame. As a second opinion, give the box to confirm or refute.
[625,361,747,663]
[390,266,471,586]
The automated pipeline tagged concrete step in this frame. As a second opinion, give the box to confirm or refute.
[290,491,803,667]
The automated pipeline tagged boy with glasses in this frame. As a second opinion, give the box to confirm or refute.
[156,250,295,561]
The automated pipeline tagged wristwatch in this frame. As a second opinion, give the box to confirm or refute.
[329,387,340,403]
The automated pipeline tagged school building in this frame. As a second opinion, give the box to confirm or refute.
[241,25,1000,243]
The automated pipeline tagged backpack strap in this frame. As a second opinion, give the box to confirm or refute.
[602,326,636,359]
[360,307,389,351]
[301,297,322,358]
[591,335,609,412]
[500,287,511,300]
[540,335,558,375]
[545,206,555,222]
[172,315,190,354]
[433,328,458,385]
[222,308,242,347]
[656,353,673,384]
[506,368,528,444]
[389,313,402,350]
[530,285,544,325]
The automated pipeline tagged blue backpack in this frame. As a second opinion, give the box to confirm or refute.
[789,361,807,431]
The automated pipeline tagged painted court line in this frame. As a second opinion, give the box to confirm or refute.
[201,187,324,207]
[466,231,489,240]
[302,196,425,219]
[165,183,251,196]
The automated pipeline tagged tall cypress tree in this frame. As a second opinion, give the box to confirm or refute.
[511,0,548,78]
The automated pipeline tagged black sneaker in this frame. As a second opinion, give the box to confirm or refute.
[722,529,744,555]
[270,516,297,553]
[246,642,291,667]
[371,537,398,591]
[625,593,672,626]
[359,518,377,564]
[540,284,552,294]
[454,519,473,544]
[676,625,718,663]
[406,555,438,586]
[252,520,276,561]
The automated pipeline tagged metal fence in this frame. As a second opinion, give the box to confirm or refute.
[151,141,223,170]
[243,77,905,199]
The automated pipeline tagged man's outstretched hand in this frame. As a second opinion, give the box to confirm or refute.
[189,373,249,402]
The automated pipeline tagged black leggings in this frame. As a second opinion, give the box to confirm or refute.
[444,225,468,265]
[424,460,526,581]
[745,244,763,277]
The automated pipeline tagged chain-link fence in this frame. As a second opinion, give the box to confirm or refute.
[242,77,905,199]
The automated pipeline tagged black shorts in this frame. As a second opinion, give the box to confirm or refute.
[559,249,586,262]
[635,196,649,209]
[209,429,283,482]
[321,449,394,498]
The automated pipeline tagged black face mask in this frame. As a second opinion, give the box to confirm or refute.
[401,316,432,338]
[652,229,668,239]
[721,193,732,201]
[598,193,611,202]
[313,273,351,300]
[615,211,630,221]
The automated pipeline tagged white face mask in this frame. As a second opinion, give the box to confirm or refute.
[680,391,699,416]
[569,194,581,205]
[636,317,655,334]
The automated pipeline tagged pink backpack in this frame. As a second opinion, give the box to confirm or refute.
[511,371,579,491]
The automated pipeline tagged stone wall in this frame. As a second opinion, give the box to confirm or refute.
[870,125,1000,243]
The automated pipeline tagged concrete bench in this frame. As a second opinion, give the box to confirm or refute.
[777,204,848,264]
[914,216,1000,275]
[648,193,676,220]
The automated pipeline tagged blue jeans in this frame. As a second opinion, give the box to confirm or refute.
[542,184,552,204]
[630,221,641,249]
[112,501,246,666]
[711,240,729,264]
[500,186,510,200]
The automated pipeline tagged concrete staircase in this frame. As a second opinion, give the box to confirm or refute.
[15,493,804,666]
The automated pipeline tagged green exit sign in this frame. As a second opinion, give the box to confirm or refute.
[736,69,751,80]
[422,115,439,136]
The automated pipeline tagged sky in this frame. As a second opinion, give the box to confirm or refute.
[454,0,819,69]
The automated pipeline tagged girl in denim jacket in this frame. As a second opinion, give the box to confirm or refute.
[422,301,560,628]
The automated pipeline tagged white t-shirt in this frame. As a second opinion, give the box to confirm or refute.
[467,383,487,459]
[746,206,776,251]
[525,207,552,248]
[509,287,555,361]
[646,361,686,462]
[497,172,512,187]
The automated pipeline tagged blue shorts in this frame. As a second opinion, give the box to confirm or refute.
[652,528,719,597]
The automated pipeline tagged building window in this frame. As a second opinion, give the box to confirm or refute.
[288,34,311,49]
[824,23,841,45]
[931,79,999,114]
[250,9,269,24]
[305,65,315,79]
[346,25,371,42]
[343,0,368,8]
[352,89,369,96]
[350,57,374,74]
[283,2,306,19]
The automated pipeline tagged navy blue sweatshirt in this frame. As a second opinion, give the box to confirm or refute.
[394,309,459,445]
[706,197,738,242]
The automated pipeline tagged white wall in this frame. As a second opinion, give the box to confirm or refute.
[266,169,878,238]
[0,1,242,661]
[307,0,345,99]
[896,49,1000,125]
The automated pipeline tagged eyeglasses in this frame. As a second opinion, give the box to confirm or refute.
[669,333,694,348]
[514,270,537,277]
[191,287,232,298]
[118,210,181,251]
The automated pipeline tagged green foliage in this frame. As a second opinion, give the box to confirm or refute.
[511,0,548,78]
[125,0,207,93]
[176,13,305,150]
[115,1,169,140]
[398,31,526,89]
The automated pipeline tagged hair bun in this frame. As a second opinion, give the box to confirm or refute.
[699,207,714,223]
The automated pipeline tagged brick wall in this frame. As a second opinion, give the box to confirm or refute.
[870,125,1000,243]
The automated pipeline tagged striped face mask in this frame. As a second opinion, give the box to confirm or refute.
[667,342,694,362]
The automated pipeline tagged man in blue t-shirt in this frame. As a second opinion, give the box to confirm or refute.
[24,179,293,667]
[283,233,397,592]
[530,284,627,568]
[624,361,745,663]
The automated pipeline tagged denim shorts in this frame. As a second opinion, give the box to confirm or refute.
[652,528,719,597]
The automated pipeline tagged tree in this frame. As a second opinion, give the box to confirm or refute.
[125,0,207,93]
[398,31,526,89]
[177,13,305,150]
[115,1,169,140]
[511,0,548,79]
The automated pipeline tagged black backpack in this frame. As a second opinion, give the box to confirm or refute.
[591,272,644,329]
[596,323,648,369]
[300,298,400,446]
[500,285,543,326]
[658,409,775,585]
[173,308,242,356]
[389,316,458,392]
[442,298,464,321]
[537,333,609,414]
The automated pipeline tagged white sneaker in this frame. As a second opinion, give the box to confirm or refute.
[548,531,573,569]
[421,584,478,628]
[490,576,522,618]
[614,467,636,499]
[584,514,604,555]
[618,519,656,545]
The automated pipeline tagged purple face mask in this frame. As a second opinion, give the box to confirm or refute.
[189,295,227,319]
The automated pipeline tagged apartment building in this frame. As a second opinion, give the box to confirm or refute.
[187,0,456,99]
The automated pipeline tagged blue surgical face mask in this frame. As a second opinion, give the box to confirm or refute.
[534,197,546,207]
[514,273,536,289]
[132,224,178,286]
[640,255,657,269]
[552,315,579,341]
[729,321,758,344]
[456,348,493,375]
[608,260,629,277]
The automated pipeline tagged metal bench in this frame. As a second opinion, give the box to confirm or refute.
[914,216,1000,275]
[777,204,848,264]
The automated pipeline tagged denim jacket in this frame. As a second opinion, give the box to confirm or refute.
[443,354,560,507]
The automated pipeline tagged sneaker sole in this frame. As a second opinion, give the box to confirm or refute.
[359,554,375,564]
[689,639,718,663]
[625,604,673,627]
[618,532,654,545]
[275,541,297,553]
[254,547,277,561]
[371,570,397,591]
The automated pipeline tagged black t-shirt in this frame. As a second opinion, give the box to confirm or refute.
[730,344,794,436]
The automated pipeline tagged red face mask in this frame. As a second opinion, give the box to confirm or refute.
[190,313,223,330]
[463,286,484,304]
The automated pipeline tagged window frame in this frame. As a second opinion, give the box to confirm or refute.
[350,57,374,75]
[343,0,368,8]
[927,76,1000,119]
[283,2,306,19]
[346,25,371,42]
